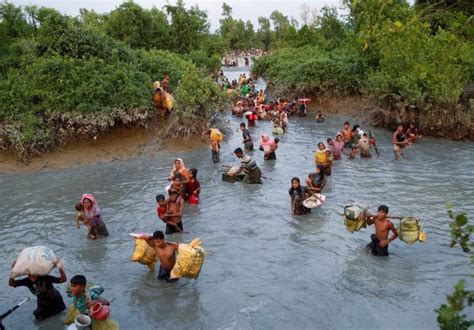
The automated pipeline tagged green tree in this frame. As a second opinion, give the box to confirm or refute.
[256,17,272,50]
[165,0,209,54]
[105,1,155,49]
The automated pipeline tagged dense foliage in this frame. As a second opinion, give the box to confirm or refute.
[0,1,227,159]
[254,1,473,104]
[435,208,473,329]
[1,0,473,158]
[252,0,473,138]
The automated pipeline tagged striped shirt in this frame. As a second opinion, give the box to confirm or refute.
[239,154,258,170]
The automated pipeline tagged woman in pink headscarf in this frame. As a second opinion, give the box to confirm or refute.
[81,194,109,239]
[259,134,279,160]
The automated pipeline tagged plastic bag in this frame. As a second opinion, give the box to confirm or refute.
[343,202,368,233]
[210,128,224,142]
[131,239,156,271]
[170,238,206,279]
[10,246,58,278]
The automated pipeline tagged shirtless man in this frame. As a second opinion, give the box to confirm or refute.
[366,205,398,256]
[146,231,179,282]
[341,121,352,148]
[164,190,185,234]
[392,124,409,159]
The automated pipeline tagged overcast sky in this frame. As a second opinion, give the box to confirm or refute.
[10,0,346,31]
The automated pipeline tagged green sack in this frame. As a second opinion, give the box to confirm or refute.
[398,217,420,244]
[344,202,368,221]
[344,216,367,233]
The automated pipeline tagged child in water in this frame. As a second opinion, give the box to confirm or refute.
[186,168,201,200]
[289,177,311,215]
[75,203,95,239]
[366,205,398,256]
[168,174,185,198]
[64,275,119,329]
[156,194,167,222]
[348,145,357,160]
[357,132,371,158]
[306,165,326,194]
[164,190,184,234]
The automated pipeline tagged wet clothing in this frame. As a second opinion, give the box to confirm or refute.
[12,276,66,320]
[169,158,190,181]
[211,149,219,163]
[289,186,311,215]
[367,234,389,257]
[299,104,307,116]
[157,206,167,219]
[158,266,178,283]
[242,128,251,141]
[315,150,329,164]
[395,132,407,146]
[243,167,262,184]
[244,141,254,151]
[393,132,407,158]
[265,151,276,160]
[357,138,371,158]
[72,287,104,314]
[186,179,200,197]
[333,139,344,160]
[82,194,109,237]
[239,154,258,171]
[166,221,183,235]
[238,153,262,183]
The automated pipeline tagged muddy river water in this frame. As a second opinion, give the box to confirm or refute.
[0,67,473,329]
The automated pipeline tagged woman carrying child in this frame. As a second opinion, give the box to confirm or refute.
[81,194,109,238]
[306,165,326,194]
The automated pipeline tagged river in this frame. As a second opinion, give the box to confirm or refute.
[0,66,473,329]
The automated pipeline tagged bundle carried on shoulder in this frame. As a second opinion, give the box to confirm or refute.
[10,246,58,278]
[210,128,225,142]
[343,202,368,233]
[163,92,175,110]
[398,217,426,244]
[130,237,156,271]
[170,238,206,279]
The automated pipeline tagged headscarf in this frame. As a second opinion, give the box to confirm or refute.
[170,158,187,178]
[81,193,100,220]
[316,142,329,154]
[260,134,274,152]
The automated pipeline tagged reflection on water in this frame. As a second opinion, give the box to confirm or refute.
[0,68,473,329]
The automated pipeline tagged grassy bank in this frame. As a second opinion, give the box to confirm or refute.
[0,3,227,161]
